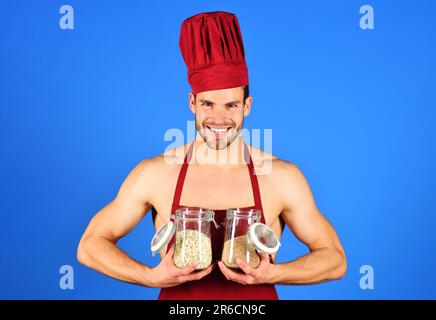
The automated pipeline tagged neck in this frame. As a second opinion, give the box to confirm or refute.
[191,134,246,166]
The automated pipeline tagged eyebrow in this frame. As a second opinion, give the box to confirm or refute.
[199,99,215,105]
[224,100,242,106]
[199,99,241,107]
[198,99,242,106]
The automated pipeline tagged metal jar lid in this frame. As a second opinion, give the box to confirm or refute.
[150,220,176,256]
[247,222,281,254]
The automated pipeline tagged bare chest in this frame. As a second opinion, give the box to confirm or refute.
[180,165,255,209]
[151,164,284,236]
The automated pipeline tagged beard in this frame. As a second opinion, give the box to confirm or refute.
[196,117,242,150]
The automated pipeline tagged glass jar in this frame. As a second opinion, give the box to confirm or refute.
[151,207,218,270]
[222,209,261,269]
[221,208,281,269]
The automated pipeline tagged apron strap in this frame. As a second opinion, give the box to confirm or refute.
[243,143,266,224]
[170,142,195,221]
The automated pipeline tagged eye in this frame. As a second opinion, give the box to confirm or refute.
[201,102,213,107]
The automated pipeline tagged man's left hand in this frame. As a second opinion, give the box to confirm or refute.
[218,253,277,285]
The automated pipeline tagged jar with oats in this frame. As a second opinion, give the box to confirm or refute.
[221,209,281,269]
[151,207,219,270]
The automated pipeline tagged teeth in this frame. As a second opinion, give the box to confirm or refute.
[209,127,228,134]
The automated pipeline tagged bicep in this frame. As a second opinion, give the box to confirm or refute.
[82,160,153,242]
[279,163,343,253]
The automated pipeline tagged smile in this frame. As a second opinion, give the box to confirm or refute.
[206,126,232,134]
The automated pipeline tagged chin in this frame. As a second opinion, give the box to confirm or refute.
[204,139,229,150]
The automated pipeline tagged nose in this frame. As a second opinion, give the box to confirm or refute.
[211,105,230,119]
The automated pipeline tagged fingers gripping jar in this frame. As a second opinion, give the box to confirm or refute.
[151,207,219,270]
[221,209,281,269]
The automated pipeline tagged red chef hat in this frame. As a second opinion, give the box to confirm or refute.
[179,11,249,95]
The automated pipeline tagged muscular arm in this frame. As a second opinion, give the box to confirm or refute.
[77,159,155,287]
[270,162,347,285]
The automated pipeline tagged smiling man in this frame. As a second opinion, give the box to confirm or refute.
[192,85,250,151]
[77,11,346,300]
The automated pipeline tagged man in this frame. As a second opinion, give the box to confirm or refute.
[77,11,346,300]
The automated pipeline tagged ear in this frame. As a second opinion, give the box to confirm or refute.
[243,96,253,117]
[188,92,196,114]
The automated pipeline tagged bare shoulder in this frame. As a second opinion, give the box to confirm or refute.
[272,158,308,191]
[118,144,188,198]
[266,154,315,211]
[133,144,188,180]
[249,145,310,196]
[248,145,300,178]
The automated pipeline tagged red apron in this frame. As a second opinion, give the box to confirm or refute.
[158,142,279,300]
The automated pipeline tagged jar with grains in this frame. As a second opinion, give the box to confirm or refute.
[221,209,261,269]
[151,207,219,270]
[221,209,281,269]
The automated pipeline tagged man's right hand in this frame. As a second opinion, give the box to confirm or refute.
[147,244,215,288]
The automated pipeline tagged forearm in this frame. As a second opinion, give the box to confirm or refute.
[77,235,154,287]
[269,247,347,285]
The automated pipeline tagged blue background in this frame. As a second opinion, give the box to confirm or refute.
[0,0,435,299]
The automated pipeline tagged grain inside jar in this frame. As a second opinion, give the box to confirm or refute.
[222,234,260,268]
[173,229,212,269]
